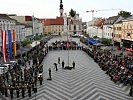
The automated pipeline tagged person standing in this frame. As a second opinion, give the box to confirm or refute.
[54,63,58,71]
[22,86,25,98]
[10,86,14,99]
[48,68,52,80]
[73,61,75,69]
[28,85,32,97]
[39,75,43,85]
[16,86,20,98]
[62,61,65,69]
[58,57,60,64]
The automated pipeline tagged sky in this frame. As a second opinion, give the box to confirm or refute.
[0,0,133,22]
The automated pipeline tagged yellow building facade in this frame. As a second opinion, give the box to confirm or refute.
[121,17,133,47]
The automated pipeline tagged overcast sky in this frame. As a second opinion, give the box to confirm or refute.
[0,0,133,22]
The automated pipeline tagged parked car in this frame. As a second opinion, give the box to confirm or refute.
[72,34,79,38]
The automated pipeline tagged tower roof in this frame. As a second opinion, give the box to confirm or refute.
[60,0,63,9]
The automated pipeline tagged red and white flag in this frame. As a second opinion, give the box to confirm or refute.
[1,30,7,62]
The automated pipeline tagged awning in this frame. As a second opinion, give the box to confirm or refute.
[86,38,97,44]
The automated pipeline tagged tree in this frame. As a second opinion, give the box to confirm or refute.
[21,39,32,46]
[69,9,76,18]
[101,38,111,46]
[118,11,132,18]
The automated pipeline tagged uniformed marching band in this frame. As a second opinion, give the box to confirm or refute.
[0,40,48,99]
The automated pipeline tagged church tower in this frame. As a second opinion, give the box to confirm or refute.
[59,0,64,17]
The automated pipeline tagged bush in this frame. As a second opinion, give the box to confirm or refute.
[101,39,111,46]
[21,39,32,46]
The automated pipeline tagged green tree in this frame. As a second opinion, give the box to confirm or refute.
[101,39,111,46]
[69,9,76,17]
[21,39,32,46]
[118,11,132,18]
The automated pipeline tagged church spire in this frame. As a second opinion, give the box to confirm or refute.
[59,0,64,17]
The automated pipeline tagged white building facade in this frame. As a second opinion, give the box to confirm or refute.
[0,14,16,48]
[67,14,82,35]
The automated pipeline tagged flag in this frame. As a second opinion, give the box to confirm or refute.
[1,30,7,62]
[13,30,16,56]
[8,30,13,60]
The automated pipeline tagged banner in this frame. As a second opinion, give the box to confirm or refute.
[8,30,13,61]
[13,30,16,57]
[1,30,7,62]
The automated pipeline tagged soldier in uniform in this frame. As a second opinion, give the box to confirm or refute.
[28,84,32,97]
[5,86,8,97]
[16,86,20,98]
[58,57,60,64]
[22,86,25,98]
[72,61,75,69]
[54,63,58,71]
[39,75,43,85]
[10,86,14,99]
[1,85,4,95]
[62,60,65,69]
[48,68,52,80]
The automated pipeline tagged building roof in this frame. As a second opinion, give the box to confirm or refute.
[114,16,125,24]
[104,16,119,25]
[122,15,133,21]
[0,14,15,21]
[40,17,64,26]
[25,16,32,21]
[16,21,26,25]
[94,19,105,26]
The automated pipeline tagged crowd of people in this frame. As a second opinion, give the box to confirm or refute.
[48,40,82,50]
[82,46,133,96]
[0,40,49,99]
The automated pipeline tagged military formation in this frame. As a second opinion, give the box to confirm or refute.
[0,40,49,99]
[48,40,82,50]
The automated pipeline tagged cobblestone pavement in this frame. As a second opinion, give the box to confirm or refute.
[7,50,132,100]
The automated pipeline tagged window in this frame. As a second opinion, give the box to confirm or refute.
[74,25,76,30]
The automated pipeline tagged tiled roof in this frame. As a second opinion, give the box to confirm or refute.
[94,19,105,26]
[39,17,64,25]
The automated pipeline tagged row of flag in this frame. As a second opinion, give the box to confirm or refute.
[1,30,16,62]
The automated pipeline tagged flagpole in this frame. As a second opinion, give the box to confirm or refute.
[67,32,69,67]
